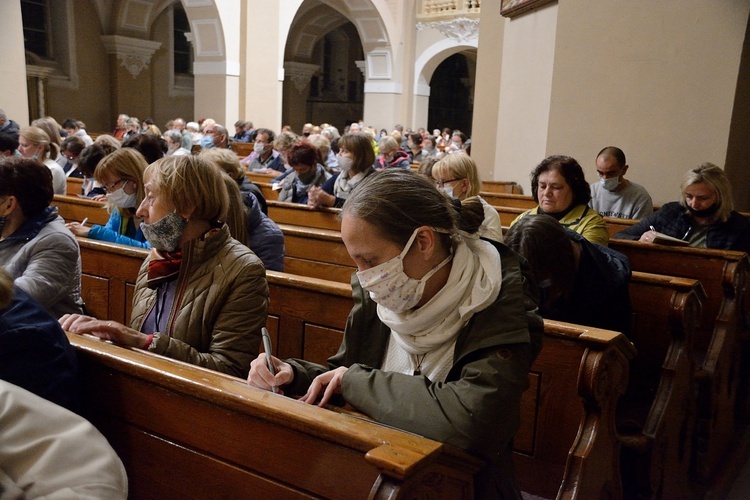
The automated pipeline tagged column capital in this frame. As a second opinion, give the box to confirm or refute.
[101,35,162,78]
[283,61,320,93]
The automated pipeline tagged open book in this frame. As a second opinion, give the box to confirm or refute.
[652,231,689,246]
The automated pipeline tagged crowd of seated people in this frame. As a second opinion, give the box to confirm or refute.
[5,106,750,496]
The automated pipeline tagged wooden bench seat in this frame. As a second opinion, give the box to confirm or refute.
[66,177,83,197]
[610,239,750,486]
[74,238,635,499]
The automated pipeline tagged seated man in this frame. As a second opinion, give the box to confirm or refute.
[61,118,94,147]
[590,146,653,219]
[0,108,20,140]
[232,121,251,142]
[244,128,285,173]
[201,123,230,149]
[506,213,633,338]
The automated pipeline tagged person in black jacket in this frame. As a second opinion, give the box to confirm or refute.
[506,213,633,338]
[612,163,750,253]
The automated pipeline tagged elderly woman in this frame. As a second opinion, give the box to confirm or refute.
[307,133,375,209]
[17,126,66,194]
[432,154,503,242]
[248,169,543,498]
[374,136,410,170]
[60,155,269,377]
[66,148,149,248]
[510,155,609,246]
[277,140,331,204]
[613,163,750,252]
[0,158,84,318]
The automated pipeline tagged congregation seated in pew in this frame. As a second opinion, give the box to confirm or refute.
[248,169,544,498]
[60,155,269,377]
[510,155,610,246]
[613,163,750,252]
[276,140,331,205]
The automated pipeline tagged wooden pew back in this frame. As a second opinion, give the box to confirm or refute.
[52,194,109,225]
[70,333,480,499]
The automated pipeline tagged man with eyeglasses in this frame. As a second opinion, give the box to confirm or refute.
[246,128,285,173]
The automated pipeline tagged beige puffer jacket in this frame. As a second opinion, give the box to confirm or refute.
[130,225,268,377]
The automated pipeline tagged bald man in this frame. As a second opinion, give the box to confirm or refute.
[590,146,653,220]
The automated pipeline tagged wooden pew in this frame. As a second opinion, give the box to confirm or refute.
[480,191,536,209]
[482,180,524,194]
[75,238,634,499]
[66,176,83,196]
[267,200,342,231]
[52,194,109,226]
[610,239,750,486]
[253,181,278,202]
[247,171,278,184]
[69,333,481,499]
[230,141,254,158]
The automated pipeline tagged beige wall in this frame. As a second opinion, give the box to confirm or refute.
[0,2,29,126]
[473,0,750,206]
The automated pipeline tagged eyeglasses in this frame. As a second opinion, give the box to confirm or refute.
[434,178,464,187]
[104,178,126,192]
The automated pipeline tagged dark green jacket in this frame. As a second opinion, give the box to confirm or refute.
[287,243,543,498]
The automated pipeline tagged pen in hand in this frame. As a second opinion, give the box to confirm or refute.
[649,225,656,232]
[80,217,89,227]
[261,327,278,393]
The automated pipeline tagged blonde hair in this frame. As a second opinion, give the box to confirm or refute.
[95,148,147,216]
[680,162,734,223]
[273,131,299,154]
[378,136,398,154]
[307,134,331,163]
[20,126,58,160]
[200,148,245,183]
[31,117,63,149]
[432,154,481,197]
[145,155,229,224]
[95,134,122,150]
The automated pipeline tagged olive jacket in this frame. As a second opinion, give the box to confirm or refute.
[130,225,269,377]
[286,243,544,498]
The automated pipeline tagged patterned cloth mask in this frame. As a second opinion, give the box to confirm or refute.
[140,211,188,252]
[356,227,453,313]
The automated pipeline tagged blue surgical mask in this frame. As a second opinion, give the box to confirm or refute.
[599,177,620,191]
[200,135,215,149]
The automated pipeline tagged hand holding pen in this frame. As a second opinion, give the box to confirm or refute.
[65,217,91,237]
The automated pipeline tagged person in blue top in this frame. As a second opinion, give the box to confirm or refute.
[66,148,150,248]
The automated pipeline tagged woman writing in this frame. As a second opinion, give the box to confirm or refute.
[432,154,503,242]
[60,155,269,377]
[248,169,543,497]
[66,148,149,248]
[307,133,375,209]
[613,163,750,252]
[510,155,609,246]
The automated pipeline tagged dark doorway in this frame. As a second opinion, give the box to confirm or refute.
[428,52,476,136]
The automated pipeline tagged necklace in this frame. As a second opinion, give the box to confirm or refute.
[412,353,427,376]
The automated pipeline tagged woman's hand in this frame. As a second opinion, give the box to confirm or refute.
[639,230,658,244]
[91,194,108,202]
[65,222,91,237]
[299,366,348,407]
[307,186,335,209]
[247,353,294,393]
[59,314,150,348]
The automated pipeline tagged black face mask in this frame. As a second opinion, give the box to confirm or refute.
[687,203,720,219]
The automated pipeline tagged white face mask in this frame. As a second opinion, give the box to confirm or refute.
[254,142,266,154]
[107,185,138,208]
[356,227,453,313]
[337,155,353,173]
[440,186,456,199]
[599,176,620,191]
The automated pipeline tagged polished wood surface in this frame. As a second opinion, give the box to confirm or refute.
[610,239,750,484]
[69,333,480,499]
[52,194,109,225]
